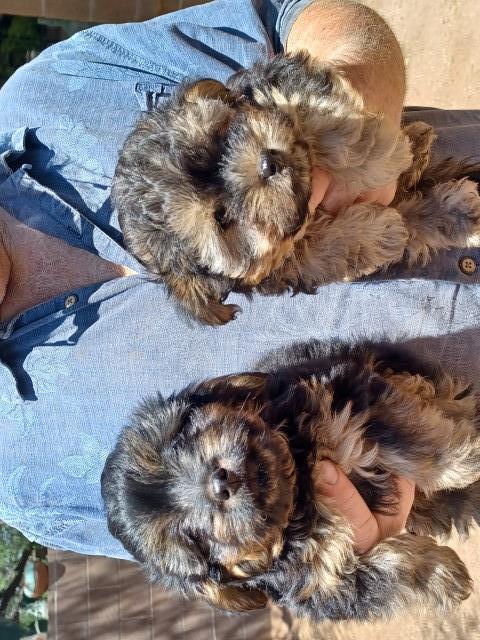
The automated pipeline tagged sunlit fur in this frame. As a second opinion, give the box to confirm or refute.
[113,51,480,324]
[102,340,480,621]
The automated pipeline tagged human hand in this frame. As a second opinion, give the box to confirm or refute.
[308,166,397,215]
[315,459,415,553]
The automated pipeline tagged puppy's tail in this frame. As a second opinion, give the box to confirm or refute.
[408,480,480,538]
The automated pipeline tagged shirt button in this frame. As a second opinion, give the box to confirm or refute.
[458,256,477,275]
[64,294,79,309]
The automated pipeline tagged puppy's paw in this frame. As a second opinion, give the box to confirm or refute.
[369,534,472,615]
[420,544,473,610]
[199,301,242,326]
[169,275,240,325]
[399,121,436,191]
[433,178,480,245]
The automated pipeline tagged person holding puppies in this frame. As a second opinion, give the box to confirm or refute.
[0,0,478,618]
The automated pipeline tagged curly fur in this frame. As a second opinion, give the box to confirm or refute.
[112,51,480,324]
[101,341,480,621]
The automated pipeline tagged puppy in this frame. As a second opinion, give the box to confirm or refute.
[113,52,480,324]
[101,340,480,621]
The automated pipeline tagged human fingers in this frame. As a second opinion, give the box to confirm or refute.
[315,460,415,554]
[320,179,356,213]
[310,172,397,213]
[374,475,415,540]
[308,166,333,213]
[354,180,397,207]
[318,178,398,214]
[309,162,398,215]
[315,459,381,553]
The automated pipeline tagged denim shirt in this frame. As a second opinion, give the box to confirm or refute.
[0,0,479,558]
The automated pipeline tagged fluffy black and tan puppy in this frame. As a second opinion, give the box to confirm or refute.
[112,52,480,324]
[101,341,480,621]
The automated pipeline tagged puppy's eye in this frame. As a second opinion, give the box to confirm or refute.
[257,466,269,488]
[231,561,257,579]
[240,85,254,103]
[208,564,223,583]
[214,206,230,230]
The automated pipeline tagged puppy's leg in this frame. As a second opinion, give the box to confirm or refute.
[276,513,471,620]
[347,534,472,618]
[406,381,480,537]
[364,370,480,494]
[284,204,408,290]
[398,178,480,265]
[409,481,480,538]
[167,274,241,325]
[308,357,480,498]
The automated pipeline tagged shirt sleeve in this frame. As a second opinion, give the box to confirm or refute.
[254,0,317,52]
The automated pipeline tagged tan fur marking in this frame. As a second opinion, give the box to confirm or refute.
[201,580,268,612]
[183,79,234,104]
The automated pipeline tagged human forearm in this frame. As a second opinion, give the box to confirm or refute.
[286,0,405,126]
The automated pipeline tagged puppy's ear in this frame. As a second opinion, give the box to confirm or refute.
[143,533,209,585]
[200,580,268,612]
[182,79,235,105]
[396,121,436,193]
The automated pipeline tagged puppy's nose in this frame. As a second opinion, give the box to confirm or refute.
[260,150,280,179]
[210,468,241,501]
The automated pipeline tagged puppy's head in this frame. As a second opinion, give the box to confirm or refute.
[112,62,313,288]
[101,374,296,612]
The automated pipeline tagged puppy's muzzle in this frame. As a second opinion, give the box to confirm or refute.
[260,149,281,179]
[210,468,242,501]
[258,148,309,236]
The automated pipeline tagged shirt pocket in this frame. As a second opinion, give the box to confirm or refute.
[134,81,176,112]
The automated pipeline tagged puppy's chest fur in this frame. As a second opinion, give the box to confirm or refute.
[237,342,479,619]
[261,358,396,523]
[245,370,374,616]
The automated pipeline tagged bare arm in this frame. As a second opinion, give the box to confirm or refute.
[286,0,406,127]
[289,2,407,211]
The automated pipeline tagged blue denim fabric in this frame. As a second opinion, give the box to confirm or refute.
[0,0,479,557]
